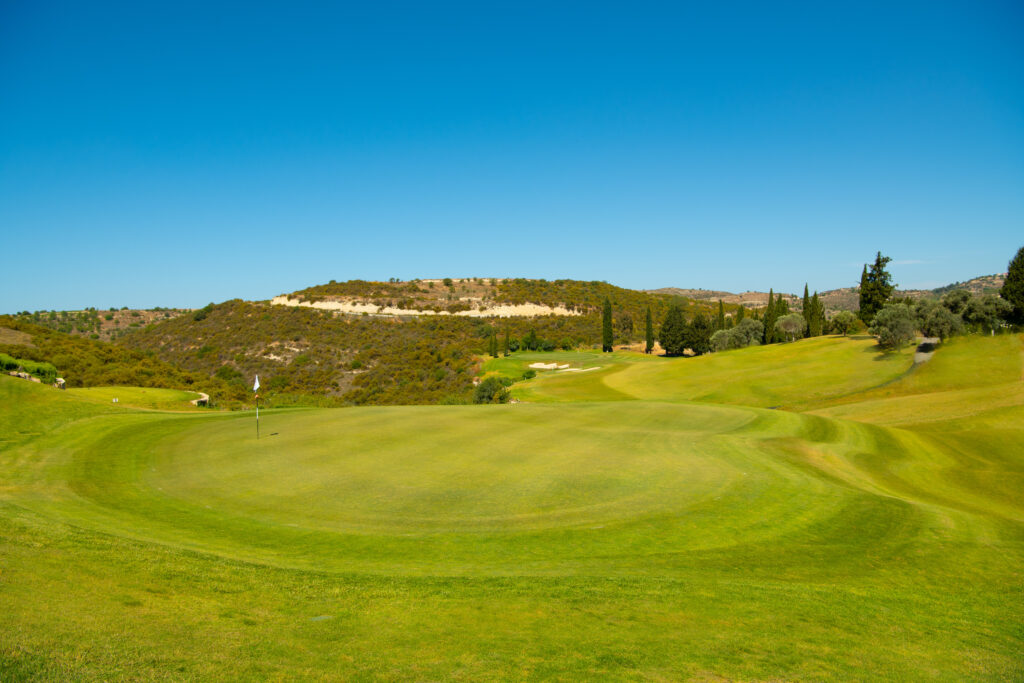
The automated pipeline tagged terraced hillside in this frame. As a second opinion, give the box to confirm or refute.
[1,334,1021,680]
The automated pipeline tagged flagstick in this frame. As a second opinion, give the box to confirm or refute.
[256,394,260,440]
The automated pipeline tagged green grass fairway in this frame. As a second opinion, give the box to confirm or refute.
[2,336,1022,680]
[604,335,916,408]
[67,385,207,411]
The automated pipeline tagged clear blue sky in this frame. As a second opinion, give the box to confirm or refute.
[2,1,1022,312]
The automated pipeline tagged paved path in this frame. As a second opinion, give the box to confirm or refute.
[914,337,940,364]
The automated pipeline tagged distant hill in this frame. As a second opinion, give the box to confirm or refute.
[278,277,723,321]
[115,279,727,406]
[651,273,1007,313]
[8,307,187,341]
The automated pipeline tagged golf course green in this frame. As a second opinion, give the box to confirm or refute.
[2,335,1022,680]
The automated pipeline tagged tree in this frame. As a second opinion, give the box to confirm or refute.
[473,376,509,404]
[776,293,789,316]
[716,300,726,331]
[807,292,823,337]
[774,313,806,342]
[685,312,714,355]
[710,318,763,352]
[869,303,916,350]
[644,307,654,354]
[735,318,763,346]
[710,329,732,352]
[503,328,510,357]
[801,284,811,335]
[736,305,745,324]
[762,289,778,344]
[830,310,857,336]
[915,300,962,340]
[940,289,972,316]
[1000,245,1024,324]
[859,252,895,323]
[963,295,1012,333]
[601,297,613,352]
[659,304,688,356]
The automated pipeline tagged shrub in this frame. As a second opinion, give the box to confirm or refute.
[869,304,916,350]
[829,310,858,336]
[473,377,509,404]
[774,314,806,343]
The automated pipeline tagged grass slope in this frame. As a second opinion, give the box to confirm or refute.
[1,336,1022,680]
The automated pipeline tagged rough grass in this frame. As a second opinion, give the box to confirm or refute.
[1,335,1022,680]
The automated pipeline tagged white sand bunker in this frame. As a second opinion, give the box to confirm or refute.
[527,362,600,373]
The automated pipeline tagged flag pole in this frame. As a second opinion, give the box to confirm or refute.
[253,375,261,440]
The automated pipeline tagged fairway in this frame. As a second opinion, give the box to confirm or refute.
[2,336,1023,680]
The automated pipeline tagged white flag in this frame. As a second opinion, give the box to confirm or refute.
[253,375,260,392]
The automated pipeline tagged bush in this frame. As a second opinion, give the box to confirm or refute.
[869,304,916,350]
[829,310,858,336]
[915,300,962,340]
[522,369,536,380]
[473,377,509,404]
[774,314,806,343]
[710,318,764,352]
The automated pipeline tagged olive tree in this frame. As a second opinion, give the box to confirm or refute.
[774,313,806,342]
[869,303,916,351]
[830,310,857,336]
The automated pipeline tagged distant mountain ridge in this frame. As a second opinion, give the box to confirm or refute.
[650,273,1007,312]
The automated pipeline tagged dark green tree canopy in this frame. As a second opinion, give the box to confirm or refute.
[859,252,896,323]
[869,303,915,350]
[601,297,613,352]
[762,289,777,344]
[659,304,688,356]
[1001,245,1024,323]
[644,307,654,354]
[685,312,714,355]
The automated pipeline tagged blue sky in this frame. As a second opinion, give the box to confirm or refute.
[2,1,1022,312]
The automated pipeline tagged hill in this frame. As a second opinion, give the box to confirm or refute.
[651,272,1007,312]
[113,280,728,406]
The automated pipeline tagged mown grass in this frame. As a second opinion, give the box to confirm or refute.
[1,334,1022,680]
[67,385,206,411]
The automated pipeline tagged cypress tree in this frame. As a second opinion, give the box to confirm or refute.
[1000,245,1024,324]
[859,252,895,323]
[601,297,613,352]
[817,293,827,335]
[659,304,688,356]
[777,293,789,315]
[686,312,715,355]
[762,289,777,344]
[858,265,870,322]
[716,300,726,331]
[503,328,510,357]
[802,284,811,335]
[644,306,654,354]
[736,305,745,323]
[808,292,823,336]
